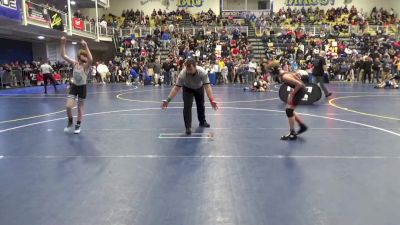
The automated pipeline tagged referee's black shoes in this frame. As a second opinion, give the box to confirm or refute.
[199,121,211,128]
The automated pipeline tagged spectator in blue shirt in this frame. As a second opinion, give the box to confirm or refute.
[162,31,171,49]
[129,67,139,86]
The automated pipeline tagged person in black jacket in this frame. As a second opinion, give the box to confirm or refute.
[162,58,173,85]
[354,56,363,81]
[372,57,381,84]
[363,56,373,84]
[312,51,332,98]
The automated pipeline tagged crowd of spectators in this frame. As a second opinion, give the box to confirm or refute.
[4,4,399,90]
[119,8,221,29]
[31,1,400,36]
[0,60,72,88]
[89,5,400,89]
[255,6,398,28]
[258,21,400,82]
[105,23,256,86]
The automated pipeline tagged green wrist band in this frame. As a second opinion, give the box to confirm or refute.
[167,97,172,102]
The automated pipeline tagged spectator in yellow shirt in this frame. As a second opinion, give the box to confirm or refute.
[218,59,225,70]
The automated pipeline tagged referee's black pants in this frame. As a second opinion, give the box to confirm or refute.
[182,86,206,129]
[43,73,57,93]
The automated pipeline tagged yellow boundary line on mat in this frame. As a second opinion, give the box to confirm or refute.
[329,95,400,121]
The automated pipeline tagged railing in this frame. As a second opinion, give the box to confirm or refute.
[72,20,96,35]
[256,25,329,36]
[21,2,400,42]
[350,24,399,35]
[256,24,400,36]
[0,70,24,88]
[118,26,249,38]
[25,1,115,39]
[0,68,76,88]
[58,68,73,82]
[69,19,115,38]
[99,26,115,38]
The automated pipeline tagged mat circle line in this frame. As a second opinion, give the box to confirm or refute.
[329,95,400,121]
[116,92,279,104]
[1,107,399,138]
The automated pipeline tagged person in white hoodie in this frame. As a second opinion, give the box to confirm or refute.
[248,58,257,84]
[212,61,220,84]
[168,24,174,33]
[91,65,97,83]
[221,65,228,84]
[97,62,109,84]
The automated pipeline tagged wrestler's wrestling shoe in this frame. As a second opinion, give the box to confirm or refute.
[297,124,308,135]
[281,131,297,141]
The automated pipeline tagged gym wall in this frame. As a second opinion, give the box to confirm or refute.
[222,0,272,11]
[273,0,398,13]
[386,0,400,11]
[81,0,220,19]
[0,38,33,64]
[81,0,398,18]
[46,42,78,64]
[32,42,47,62]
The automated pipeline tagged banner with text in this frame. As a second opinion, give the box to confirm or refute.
[73,17,85,30]
[285,0,335,7]
[0,0,21,21]
[176,0,203,7]
[26,2,48,24]
[49,11,63,31]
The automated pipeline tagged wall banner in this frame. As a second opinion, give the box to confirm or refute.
[26,2,48,23]
[285,0,335,7]
[176,0,203,8]
[73,17,85,30]
[49,11,63,31]
[0,0,21,21]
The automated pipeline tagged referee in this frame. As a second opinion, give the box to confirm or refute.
[162,58,218,135]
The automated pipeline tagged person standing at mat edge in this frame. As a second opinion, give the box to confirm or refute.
[162,58,219,135]
[313,51,332,98]
[60,36,93,134]
[40,60,57,94]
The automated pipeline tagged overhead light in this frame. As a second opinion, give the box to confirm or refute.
[38,36,45,40]
[71,1,76,5]
[72,41,77,45]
